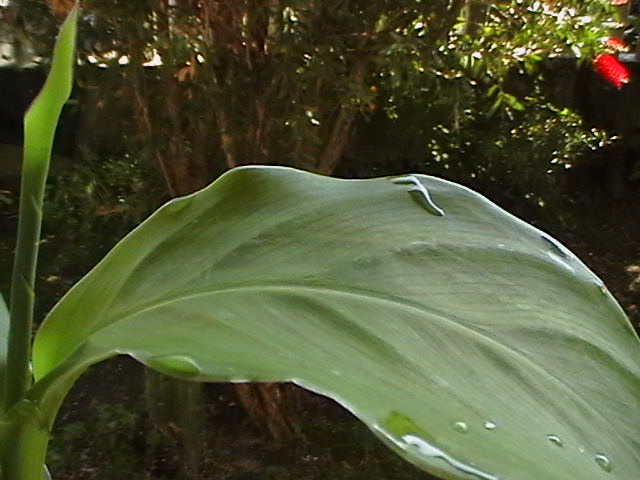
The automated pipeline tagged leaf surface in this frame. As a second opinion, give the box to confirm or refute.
[32,166,640,480]
[0,294,8,405]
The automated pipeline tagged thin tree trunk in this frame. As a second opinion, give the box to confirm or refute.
[317,107,358,174]
[234,383,300,440]
[463,0,488,36]
[317,41,369,174]
[215,109,239,169]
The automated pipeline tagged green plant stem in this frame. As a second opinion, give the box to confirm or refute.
[1,401,51,480]
[3,5,78,412]
[5,165,48,410]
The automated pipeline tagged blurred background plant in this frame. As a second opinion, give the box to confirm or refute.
[0,0,628,209]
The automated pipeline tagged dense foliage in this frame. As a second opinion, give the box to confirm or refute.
[1,1,620,191]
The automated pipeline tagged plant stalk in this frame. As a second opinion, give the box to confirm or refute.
[3,5,78,412]
[5,160,49,410]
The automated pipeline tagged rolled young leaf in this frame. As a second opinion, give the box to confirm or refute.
[32,166,640,480]
[5,3,78,411]
[0,5,77,480]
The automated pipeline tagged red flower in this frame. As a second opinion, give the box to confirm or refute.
[605,37,628,52]
[593,53,631,89]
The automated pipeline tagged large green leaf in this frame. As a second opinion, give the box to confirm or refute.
[32,166,640,479]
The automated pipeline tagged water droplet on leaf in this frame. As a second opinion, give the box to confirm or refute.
[453,421,468,433]
[390,176,418,185]
[546,434,563,447]
[540,234,575,272]
[378,413,497,480]
[540,234,569,259]
[391,175,445,216]
[147,354,202,377]
[483,420,496,430]
[407,188,445,216]
[597,283,609,296]
[595,454,612,472]
[402,434,498,480]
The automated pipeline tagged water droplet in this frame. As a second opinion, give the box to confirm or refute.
[377,413,497,480]
[453,421,468,433]
[401,434,498,480]
[540,234,569,259]
[391,175,445,217]
[390,175,418,185]
[407,189,445,216]
[483,420,496,431]
[147,354,202,377]
[595,454,612,472]
[546,434,563,447]
[540,234,575,272]
[578,446,586,454]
